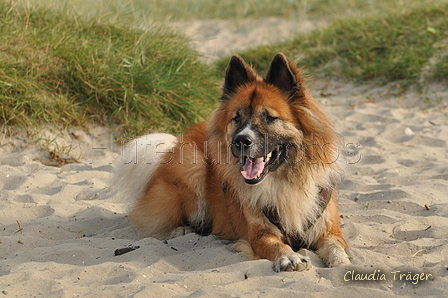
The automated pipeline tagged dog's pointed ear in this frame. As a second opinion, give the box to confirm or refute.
[223,55,255,97]
[265,53,299,97]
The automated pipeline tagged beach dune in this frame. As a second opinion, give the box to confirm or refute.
[1,19,448,297]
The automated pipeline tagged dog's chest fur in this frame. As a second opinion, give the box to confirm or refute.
[235,174,326,235]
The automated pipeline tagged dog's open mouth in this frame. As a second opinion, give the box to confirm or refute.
[241,146,283,185]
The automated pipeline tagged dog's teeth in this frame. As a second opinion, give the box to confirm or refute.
[267,152,272,158]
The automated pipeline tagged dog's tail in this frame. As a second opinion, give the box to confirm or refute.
[110,133,178,202]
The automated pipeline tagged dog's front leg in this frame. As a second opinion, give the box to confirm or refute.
[242,206,311,272]
[314,197,351,267]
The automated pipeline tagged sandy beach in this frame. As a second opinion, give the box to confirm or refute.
[1,19,448,297]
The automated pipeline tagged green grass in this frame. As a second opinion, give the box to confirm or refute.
[22,0,445,23]
[433,57,448,80]
[0,1,219,136]
[219,2,448,86]
[2,0,447,137]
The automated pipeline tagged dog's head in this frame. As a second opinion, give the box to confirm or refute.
[210,53,339,185]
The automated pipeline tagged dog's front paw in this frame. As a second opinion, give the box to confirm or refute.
[328,249,350,267]
[273,253,312,272]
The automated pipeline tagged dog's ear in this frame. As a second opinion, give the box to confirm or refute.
[223,55,256,97]
[265,53,299,97]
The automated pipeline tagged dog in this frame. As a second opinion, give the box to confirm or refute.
[113,53,350,271]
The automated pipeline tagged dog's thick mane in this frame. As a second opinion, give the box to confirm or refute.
[208,57,344,243]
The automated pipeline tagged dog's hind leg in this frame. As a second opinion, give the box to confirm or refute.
[129,178,186,238]
[124,124,209,239]
[128,163,207,239]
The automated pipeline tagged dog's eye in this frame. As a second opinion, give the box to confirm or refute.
[232,115,240,123]
[266,115,278,122]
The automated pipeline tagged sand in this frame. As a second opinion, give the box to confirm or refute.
[169,18,325,62]
[1,19,448,298]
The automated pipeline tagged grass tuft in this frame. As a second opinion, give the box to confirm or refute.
[0,2,219,135]
[220,2,448,86]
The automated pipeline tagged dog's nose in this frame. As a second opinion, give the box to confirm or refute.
[233,134,253,147]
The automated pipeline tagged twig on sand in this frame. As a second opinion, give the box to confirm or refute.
[15,220,23,234]
[410,249,429,257]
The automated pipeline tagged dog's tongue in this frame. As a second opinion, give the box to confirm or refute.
[241,157,265,180]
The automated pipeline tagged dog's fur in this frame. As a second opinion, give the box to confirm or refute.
[113,53,350,271]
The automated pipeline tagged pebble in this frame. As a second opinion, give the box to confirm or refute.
[404,127,415,136]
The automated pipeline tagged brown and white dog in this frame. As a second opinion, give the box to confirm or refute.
[113,53,350,271]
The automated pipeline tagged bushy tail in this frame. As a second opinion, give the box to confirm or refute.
[111,133,178,202]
